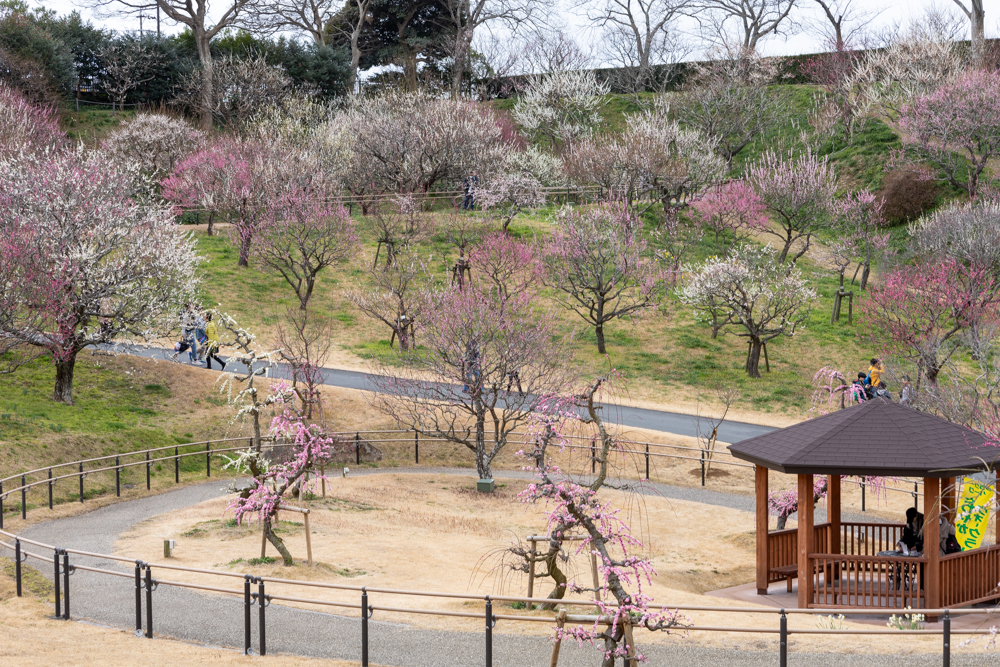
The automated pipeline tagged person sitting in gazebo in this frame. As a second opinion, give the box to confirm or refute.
[898,507,924,554]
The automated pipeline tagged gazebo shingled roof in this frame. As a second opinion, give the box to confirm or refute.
[728,398,995,477]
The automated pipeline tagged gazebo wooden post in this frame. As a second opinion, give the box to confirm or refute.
[797,473,814,609]
[924,476,941,615]
[827,475,841,601]
[828,475,841,555]
[942,477,956,522]
[755,465,769,595]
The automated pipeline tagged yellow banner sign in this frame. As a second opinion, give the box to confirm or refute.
[955,478,994,551]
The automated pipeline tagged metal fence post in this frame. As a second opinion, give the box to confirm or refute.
[943,610,950,667]
[146,450,151,490]
[21,474,26,519]
[134,561,143,636]
[144,565,153,638]
[79,463,84,503]
[415,431,419,464]
[645,444,649,480]
[14,538,21,597]
[591,442,596,474]
[116,457,121,497]
[861,480,865,512]
[48,468,53,510]
[485,597,495,667]
[361,588,371,667]
[355,433,361,465]
[700,451,706,486]
[62,551,70,619]
[1,480,4,529]
[258,578,267,656]
[206,444,211,477]
[779,609,787,667]
[913,482,918,510]
[175,446,179,484]
[53,548,61,618]
[244,576,253,655]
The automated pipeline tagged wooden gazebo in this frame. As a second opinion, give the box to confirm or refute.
[729,399,1000,610]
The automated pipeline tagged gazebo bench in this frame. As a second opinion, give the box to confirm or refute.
[770,564,798,592]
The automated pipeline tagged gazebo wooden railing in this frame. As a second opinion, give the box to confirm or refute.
[766,521,905,587]
[940,545,1000,607]
[810,552,926,609]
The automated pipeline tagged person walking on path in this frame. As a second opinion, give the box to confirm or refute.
[462,171,479,210]
[203,312,226,370]
[181,303,199,363]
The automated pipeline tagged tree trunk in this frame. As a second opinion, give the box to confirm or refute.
[264,519,295,565]
[746,338,763,378]
[195,30,213,132]
[475,407,491,482]
[53,352,78,405]
[206,210,215,236]
[450,30,472,99]
[300,277,315,310]
[595,324,607,355]
[238,234,251,267]
[777,513,788,530]
[970,0,985,66]
[859,263,871,291]
[348,28,362,94]
[541,549,567,610]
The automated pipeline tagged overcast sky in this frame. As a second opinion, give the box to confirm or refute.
[38,0,998,61]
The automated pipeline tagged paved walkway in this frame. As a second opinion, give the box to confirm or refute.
[111,344,775,444]
[8,471,997,666]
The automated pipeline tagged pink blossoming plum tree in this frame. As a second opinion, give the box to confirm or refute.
[858,259,1000,389]
[370,284,571,483]
[253,193,358,310]
[516,396,686,664]
[898,70,1000,198]
[747,150,838,264]
[690,180,768,256]
[543,203,662,355]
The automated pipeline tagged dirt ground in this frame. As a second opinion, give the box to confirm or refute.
[115,472,997,656]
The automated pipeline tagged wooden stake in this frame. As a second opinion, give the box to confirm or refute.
[590,550,601,602]
[527,537,536,601]
[303,510,313,566]
[549,610,567,667]
[623,619,637,667]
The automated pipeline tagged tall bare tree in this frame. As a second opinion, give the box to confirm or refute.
[240,0,340,45]
[89,0,254,130]
[326,0,376,93]
[808,0,880,50]
[700,0,798,52]
[437,0,545,98]
[580,0,691,95]
[951,0,986,66]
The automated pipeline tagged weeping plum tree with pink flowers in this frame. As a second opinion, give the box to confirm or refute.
[543,202,662,355]
[218,314,349,564]
[516,400,686,665]
[0,84,66,158]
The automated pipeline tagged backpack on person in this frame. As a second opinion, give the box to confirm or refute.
[945,535,962,555]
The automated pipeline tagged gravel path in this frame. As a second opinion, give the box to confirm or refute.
[8,472,994,666]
